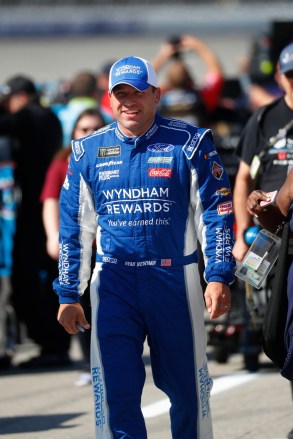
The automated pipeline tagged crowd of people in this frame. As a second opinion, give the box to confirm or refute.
[0,68,111,386]
[0,32,292,438]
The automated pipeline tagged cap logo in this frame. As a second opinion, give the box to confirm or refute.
[2,85,11,96]
[114,64,145,78]
[279,42,293,74]
[282,52,293,65]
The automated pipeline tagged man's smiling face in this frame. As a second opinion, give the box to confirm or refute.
[109,84,161,137]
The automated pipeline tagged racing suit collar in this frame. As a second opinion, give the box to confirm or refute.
[115,114,160,145]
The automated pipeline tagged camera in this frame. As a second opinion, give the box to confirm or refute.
[168,35,182,59]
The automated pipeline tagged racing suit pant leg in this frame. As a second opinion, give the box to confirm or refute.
[144,264,213,439]
[90,263,147,439]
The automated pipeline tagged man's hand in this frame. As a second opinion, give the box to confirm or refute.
[204,282,231,320]
[246,189,272,216]
[246,189,283,233]
[151,42,179,71]
[57,303,90,334]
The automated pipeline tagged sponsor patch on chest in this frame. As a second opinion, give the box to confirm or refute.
[98,146,121,157]
[147,143,174,153]
[148,168,172,178]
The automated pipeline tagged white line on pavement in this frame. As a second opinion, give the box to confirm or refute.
[142,372,259,418]
[210,371,259,395]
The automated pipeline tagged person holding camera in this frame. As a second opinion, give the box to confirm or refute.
[151,34,224,126]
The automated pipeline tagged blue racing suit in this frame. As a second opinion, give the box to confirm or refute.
[53,113,235,439]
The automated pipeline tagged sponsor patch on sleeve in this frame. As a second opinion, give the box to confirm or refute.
[211,162,224,180]
[63,175,69,190]
[216,187,231,196]
[72,140,85,161]
[204,150,218,160]
[217,201,233,215]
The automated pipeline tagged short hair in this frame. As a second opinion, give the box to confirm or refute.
[71,72,97,97]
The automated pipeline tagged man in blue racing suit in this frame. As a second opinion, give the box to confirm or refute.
[54,56,235,439]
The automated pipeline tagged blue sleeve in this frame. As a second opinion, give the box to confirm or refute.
[53,148,97,303]
[189,131,235,285]
[0,163,16,277]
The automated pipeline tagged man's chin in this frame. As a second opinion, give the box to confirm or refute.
[119,121,141,136]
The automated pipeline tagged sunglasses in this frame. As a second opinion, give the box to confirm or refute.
[77,126,102,133]
[284,70,293,79]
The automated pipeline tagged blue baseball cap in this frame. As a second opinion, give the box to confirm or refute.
[279,42,293,74]
[109,56,158,94]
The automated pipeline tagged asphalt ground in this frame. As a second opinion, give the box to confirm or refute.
[0,336,292,439]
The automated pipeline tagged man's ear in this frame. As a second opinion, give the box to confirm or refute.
[154,87,161,104]
[108,91,113,109]
[274,62,282,89]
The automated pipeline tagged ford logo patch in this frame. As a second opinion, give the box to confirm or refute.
[147,143,174,153]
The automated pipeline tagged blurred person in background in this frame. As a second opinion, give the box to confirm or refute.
[246,173,293,439]
[96,60,116,124]
[52,70,100,147]
[40,108,106,383]
[0,74,64,368]
[232,41,293,373]
[0,122,16,370]
[238,31,284,111]
[233,41,293,264]
[151,34,224,126]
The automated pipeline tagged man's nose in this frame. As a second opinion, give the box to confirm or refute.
[123,96,136,105]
